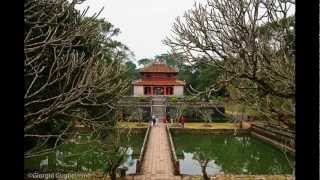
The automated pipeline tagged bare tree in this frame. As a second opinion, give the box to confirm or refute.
[101,126,132,180]
[127,107,144,125]
[169,104,186,125]
[198,108,214,127]
[192,149,211,180]
[164,0,295,126]
[24,0,130,158]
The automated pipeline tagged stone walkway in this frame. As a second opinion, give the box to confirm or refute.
[133,123,181,180]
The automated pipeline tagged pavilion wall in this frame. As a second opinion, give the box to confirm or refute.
[173,86,184,96]
[133,86,144,96]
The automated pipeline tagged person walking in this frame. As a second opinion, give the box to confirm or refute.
[155,117,159,126]
[150,115,152,126]
[162,115,167,124]
[152,114,156,127]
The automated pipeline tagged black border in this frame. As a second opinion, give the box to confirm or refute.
[0,0,24,179]
[295,0,319,179]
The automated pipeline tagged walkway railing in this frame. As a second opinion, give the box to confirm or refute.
[166,125,180,175]
[136,125,151,174]
[251,124,295,156]
[251,124,295,143]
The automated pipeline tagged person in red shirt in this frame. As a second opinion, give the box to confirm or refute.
[180,116,186,128]
[162,116,167,124]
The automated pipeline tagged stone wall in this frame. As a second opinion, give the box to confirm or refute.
[250,124,295,156]
[166,106,226,122]
[117,97,226,122]
[121,106,151,122]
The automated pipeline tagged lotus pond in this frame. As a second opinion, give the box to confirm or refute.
[24,130,146,175]
[171,131,294,176]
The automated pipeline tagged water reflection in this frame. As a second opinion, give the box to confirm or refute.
[173,133,294,175]
[27,147,138,175]
[118,147,137,174]
[180,152,223,175]
[25,133,145,175]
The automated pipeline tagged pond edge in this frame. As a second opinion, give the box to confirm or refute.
[135,125,151,174]
[166,125,180,175]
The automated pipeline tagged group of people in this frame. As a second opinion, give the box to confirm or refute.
[150,114,187,127]
[150,114,164,127]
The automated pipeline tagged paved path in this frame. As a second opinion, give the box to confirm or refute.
[133,123,181,180]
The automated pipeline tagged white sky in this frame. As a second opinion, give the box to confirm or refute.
[75,0,206,62]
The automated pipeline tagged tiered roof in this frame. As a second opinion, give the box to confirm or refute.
[140,62,177,73]
[133,61,185,86]
[132,79,185,86]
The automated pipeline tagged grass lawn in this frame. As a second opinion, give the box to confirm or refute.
[117,122,149,128]
[168,122,250,129]
[182,175,294,180]
[117,122,252,129]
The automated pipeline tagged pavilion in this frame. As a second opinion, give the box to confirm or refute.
[132,62,185,96]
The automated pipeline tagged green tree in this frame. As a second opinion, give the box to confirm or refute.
[122,61,139,95]
[155,53,178,67]
[137,58,153,67]
[124,61,139,80]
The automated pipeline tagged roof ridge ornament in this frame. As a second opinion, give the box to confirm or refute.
[140,60,177,73]
[154,59,164,64]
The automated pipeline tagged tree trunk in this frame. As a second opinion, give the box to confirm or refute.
[201,160,210,180]
[201,165,209,180]
[110,169,117,180]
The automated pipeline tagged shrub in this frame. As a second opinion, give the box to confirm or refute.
[169,96,178,102]
[138,96,148,102]
[187,96,200,102]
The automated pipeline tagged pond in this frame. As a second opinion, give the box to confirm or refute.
[24,130,146,175]
[172,132,294,176]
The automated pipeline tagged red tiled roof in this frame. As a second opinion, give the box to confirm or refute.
[140,63,177,73]
[132,79,185,86]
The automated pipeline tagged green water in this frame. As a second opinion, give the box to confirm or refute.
[24,131,145,175]
[172,132,294,175]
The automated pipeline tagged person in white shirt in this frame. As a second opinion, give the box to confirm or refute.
[155,117,159,126]
[152,114,156,126]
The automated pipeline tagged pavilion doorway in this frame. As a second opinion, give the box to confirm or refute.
[153,87,164,95]
[166,87,173,95]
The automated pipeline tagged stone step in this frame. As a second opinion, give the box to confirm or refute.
[151,97,167,119]
[152,97,167,102]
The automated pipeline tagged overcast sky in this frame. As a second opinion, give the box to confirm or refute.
[75,0,206,62]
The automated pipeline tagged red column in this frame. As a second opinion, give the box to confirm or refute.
[164,86,166,95]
